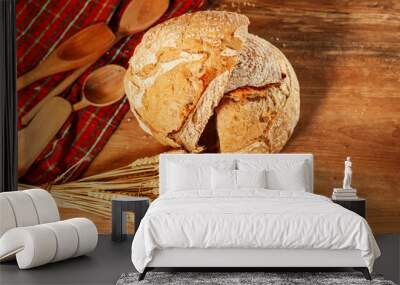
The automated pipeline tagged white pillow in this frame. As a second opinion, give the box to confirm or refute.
[167,162,211,191]
[238,159,308,191]
[266,166,306,191]
[236,169,267,189]
[167,157,236,170]
[211,168,236,190]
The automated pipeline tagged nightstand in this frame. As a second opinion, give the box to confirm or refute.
[112,197,150,242]
[332,198,366,218]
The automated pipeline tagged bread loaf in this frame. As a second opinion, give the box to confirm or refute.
[124,11,300,153]
[125,11,249,152]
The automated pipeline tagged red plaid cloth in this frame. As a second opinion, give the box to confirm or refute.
[17,0,206,184]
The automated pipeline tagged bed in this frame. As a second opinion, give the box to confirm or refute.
[131,154,380,281]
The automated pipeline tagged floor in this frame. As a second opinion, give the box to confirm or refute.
[0,235,134,285]
[374,234,400,284]
[1,235,399,285]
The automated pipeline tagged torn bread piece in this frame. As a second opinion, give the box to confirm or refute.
[216,53,300,153]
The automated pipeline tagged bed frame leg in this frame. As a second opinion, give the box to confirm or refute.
[354,267,371,280]
[138,268,148,281]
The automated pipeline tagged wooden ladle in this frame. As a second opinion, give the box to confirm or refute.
[21,0,169,126]
[18,65,126,177]
[17,23,115,91]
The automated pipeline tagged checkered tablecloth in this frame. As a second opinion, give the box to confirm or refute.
[17,0,206,184]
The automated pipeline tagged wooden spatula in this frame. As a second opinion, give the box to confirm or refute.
[18,97,72,177]
[17,23,115,91]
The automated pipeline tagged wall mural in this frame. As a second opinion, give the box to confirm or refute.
[17,0,400,234]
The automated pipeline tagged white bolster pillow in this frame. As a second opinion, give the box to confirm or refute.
[0,218,97,269]
[42,221,79,263]
[23,189,60,223]
[0,189,60,238]
[0,196,17,237]
[64,218,98,257]
[0,191,39,227]
[0,226,57,268]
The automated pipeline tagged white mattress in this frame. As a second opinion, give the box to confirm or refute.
[131,190,380,273]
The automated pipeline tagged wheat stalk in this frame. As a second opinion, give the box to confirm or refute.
[18,150,184,217]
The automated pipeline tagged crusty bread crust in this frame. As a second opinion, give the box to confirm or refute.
[124,11,300,153]
[225,33,285,92]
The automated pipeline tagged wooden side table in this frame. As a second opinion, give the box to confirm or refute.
[332,198,366,218]
[112,197,150,242]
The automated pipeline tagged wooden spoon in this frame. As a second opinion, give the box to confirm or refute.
[116,0,170,40]
[73,64,126,111]
[21,0,169,126]
[17,23,115,91]
[18,65,126,177]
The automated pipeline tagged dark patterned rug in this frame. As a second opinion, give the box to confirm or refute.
[116,272,396,285]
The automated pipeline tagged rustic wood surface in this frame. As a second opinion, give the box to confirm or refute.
[60,0,400,234]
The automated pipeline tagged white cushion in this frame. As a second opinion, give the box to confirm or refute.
[0,218,97,269]
[167,162,212,191]
[0,190,59,234]
[165,157,236,193]
[236,169,267,189]
[64,218,98,257]
[0,196,16,237]
[266,166,307,191]
[211,169,267,190]
[212,168,236,190]
[166,157,236,170]
[1,191,39,227]
[24,189,60,223]
[0,226,57,269]
[42,221,79,262]
[238,159,308,191]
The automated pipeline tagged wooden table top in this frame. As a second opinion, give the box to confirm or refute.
[69,0,400,234]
